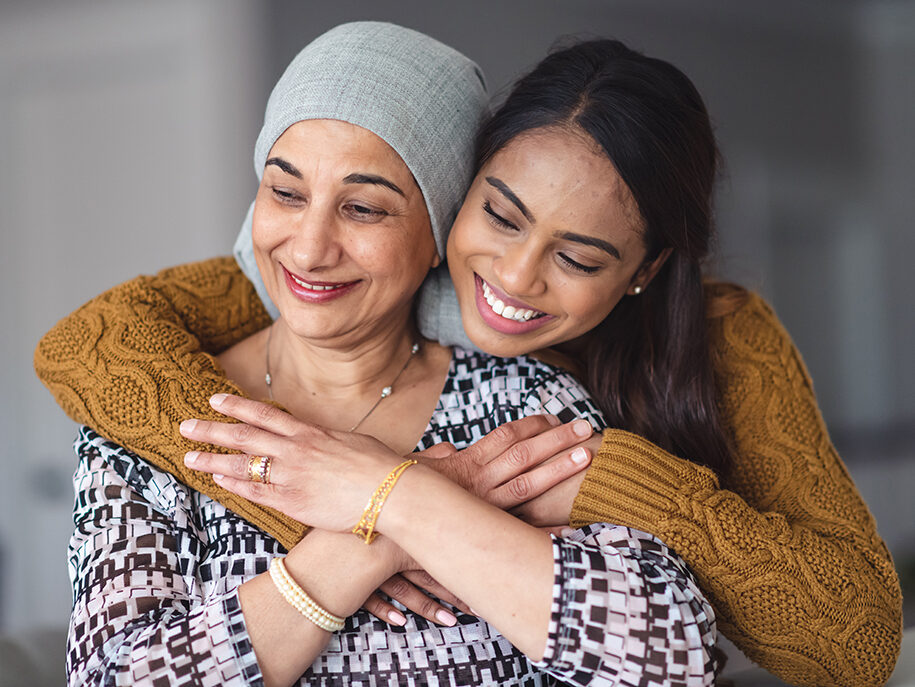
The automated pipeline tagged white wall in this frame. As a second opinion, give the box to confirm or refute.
[0,0,264,633]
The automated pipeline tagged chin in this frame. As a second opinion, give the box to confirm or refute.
[464,320,539,358]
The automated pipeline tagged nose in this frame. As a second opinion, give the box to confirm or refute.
[288,204,343,272]
[492,240,547,299]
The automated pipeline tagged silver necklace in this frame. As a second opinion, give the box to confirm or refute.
[264,324,421,432]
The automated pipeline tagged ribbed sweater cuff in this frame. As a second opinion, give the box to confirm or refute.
[570,429,719,531]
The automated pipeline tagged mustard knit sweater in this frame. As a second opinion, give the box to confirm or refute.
[34,257,902,686]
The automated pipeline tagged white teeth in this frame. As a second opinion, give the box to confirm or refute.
[291,273,344,291]
[481,280,542,322]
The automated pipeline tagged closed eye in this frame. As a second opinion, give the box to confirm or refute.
[483,201,518,231]
[345,203,388,222]
[272,187,302,204]
[558,253,601,274]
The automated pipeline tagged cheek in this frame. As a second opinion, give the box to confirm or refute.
[558,279,625,330]
[448,213,490,271]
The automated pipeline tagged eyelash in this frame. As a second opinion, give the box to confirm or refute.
[558,254,600,274]
[483,200,600,275]
[271,188,388,219]
[483,201,517,230]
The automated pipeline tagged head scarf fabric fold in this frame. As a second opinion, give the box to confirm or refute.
[233,21,488,320]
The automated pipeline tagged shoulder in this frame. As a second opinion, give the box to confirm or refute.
[446,347,605,427]
[705,283,807,377]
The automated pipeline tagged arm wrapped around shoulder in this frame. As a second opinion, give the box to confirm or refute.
[570,291,903,687]
[34,256,270,432]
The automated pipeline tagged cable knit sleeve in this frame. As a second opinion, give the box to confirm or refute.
[570,292,903,687]
[34,257,308,547]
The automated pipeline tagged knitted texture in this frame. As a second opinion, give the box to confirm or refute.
[35,258,308,546]
[34,258,902,686]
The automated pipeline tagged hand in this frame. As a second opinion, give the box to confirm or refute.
[510,434,603,526]
[179,394,403,532]
[363,570,470,628]
[415,415,596,510]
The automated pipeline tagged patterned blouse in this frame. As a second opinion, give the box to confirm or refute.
[67,348,717,686]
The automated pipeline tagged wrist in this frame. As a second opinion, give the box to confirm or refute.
[284,530,397,617]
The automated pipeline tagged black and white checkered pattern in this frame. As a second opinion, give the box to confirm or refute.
[66,348,716,686]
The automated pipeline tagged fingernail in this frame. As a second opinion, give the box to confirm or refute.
[560,527,575,538]
[435,609,457,626]
[179,419,197,434]
[572,420,592,437]
[570,447,588,464]
[210,394,227,407]
[387,610,406,626]
[213,474,225,482]
[468,607,479,616]
[184,451,198,466]
[545,414,561,426]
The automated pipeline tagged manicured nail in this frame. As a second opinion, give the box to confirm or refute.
[545,414,561,426]
[468,607,479,616]
[572,420,592,437]
[570,447,588,465]
[210,394,227,407]
[435,609,457,626]
[184,451,199,466]
[179,419,197,434]
[560,527,575,538]
[387,610,406,626]
[213,474,225,482]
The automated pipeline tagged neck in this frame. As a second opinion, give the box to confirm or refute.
[267,315,419,404]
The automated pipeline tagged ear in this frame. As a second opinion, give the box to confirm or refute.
[627,247,672,295]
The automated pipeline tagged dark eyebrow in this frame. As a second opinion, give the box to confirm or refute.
[485,176,534,223]
[343,173,405,197]
[556,231,621,260]
[265,157,302,178]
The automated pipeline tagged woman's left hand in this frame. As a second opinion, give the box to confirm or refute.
[179,393,404,533]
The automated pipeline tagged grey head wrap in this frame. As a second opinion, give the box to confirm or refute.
[233,21,483,349]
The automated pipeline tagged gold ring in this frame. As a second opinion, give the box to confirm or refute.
[247,455,272,484]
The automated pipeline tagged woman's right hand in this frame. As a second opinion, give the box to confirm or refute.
[415,414,596,510]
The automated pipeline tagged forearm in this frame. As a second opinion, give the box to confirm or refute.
[238,530,395,687]
[573,425,902,687]
[378,465,554,659]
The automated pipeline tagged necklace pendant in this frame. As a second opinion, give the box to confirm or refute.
[265,373,272,386]
[380,386,393,398]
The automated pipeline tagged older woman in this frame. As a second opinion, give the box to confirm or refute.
[57,22,713,687]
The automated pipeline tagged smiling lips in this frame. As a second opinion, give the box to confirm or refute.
[474,274,552,335]
[283,265,359,302]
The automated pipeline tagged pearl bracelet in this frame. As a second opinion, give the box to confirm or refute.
[352,459,417,544]
[269,557,345,633]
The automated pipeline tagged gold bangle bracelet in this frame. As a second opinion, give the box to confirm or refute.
[352,459,417,544]
[269,557,345,632]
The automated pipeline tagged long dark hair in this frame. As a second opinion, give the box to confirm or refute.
[477,39,734,475]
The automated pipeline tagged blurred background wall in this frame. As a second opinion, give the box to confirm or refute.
[1,0,912,676]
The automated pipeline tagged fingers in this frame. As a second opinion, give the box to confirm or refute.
[183,450,288,488]
[203,471,276,508]
[209,394,301,436]
[363,592,408,627]
[414,442,457,461]
[377,574,457,627]
[401,570,472,615]
[488,444,591,510]
[463,414,561,467]
[483,419,594,487]
[179,417,287,458]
